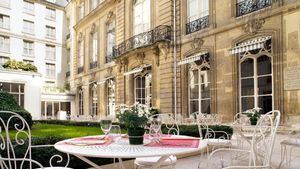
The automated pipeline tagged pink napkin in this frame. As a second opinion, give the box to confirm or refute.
[145,137,200,148]
[62,136,112,146]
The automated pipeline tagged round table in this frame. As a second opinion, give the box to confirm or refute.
[54,135,207,169]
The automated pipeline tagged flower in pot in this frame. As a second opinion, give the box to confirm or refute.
[116,103,149,145]
[245,108,261,125]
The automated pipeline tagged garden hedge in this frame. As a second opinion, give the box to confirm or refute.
[0,91,33,128]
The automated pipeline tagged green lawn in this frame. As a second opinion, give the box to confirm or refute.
[8,123,103,139]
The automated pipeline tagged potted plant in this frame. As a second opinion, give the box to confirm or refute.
[245,108,261,125]
[149,107,160,117]
[116,103,149,145]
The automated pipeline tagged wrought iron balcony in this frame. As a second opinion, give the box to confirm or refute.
[186,15,209,35]
[89,61,98,69]
[66,71,70,77]
[113,25,171,58]
[77,66,84,74]
[236,0,272,17]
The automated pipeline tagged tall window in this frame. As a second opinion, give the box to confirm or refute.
[79,88,84,115]
[187,0,209,22]
[46,7,56,20]
[0,56,9,65]
[0,0,10,8]
[90,32,98,65]
[46,26,56,38]
[106,21,115,63]
[45,63,55,78]
[23,40,34,56]
[78,2,85,20]
[23,20,34,34]
[0,35,9,52]
[90,83,98,116]
[0,14,9,29]
[0,82,25,107]
[23,59,34,65]
[134,66,152,107]
[23,0,34,14]
[78,40,84,67]
[133,0,150,35]
[46,45,56,60]
[107,78,115,116]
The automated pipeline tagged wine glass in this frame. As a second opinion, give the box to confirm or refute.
[149,116,162,142]
[100,118,112,138]
[110,125,121,142]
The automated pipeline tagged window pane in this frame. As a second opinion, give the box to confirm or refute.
[11,83,19,93]
[241,58,254,77]
[20,94,24,107]
[46,102,52,116]
[201,99,210,114]
[257,55,271,75]
[258,76,272,95]
[190,84,199,99]
[190,100,199,114]
[258,96,272,114]
[241,97,254,112]
[241,78,254,96]
[1,82,10,91]
[201,83,210,99]
[190,69,199,85]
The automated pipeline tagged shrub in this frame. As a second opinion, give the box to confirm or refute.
[3,59,38,72]
[0,91,33,128]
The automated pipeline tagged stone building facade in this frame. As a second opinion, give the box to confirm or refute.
[67,0,300,124]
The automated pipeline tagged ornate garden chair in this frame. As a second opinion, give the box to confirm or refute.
[0,111,71,169]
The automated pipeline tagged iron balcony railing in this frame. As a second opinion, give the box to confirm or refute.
[186,15,209,35]
[236,0,272,17]
[77,66,84,74]
[113,25,171,58]
[89,61,97,69]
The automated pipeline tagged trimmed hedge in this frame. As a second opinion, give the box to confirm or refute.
[0,91,33,128]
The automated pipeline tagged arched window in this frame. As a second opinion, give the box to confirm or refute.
[106,20,115,63]
[78,87,84,115]
[239,39,273,114]
[107,78,115,116]
[134,66,152,107]
[133,0,150,35]
[90,83,98,117]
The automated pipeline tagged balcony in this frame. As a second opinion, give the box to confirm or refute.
[77,66,84,74]
[89,61,97,69]
[236,0,272,17]
[186,15,209,35]
[113,25,171,58]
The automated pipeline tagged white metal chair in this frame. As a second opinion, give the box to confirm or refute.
[134,113,179,169]
[198,110,281,169]
[0,111,72,169]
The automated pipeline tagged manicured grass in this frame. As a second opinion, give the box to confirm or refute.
[7,123,103,139]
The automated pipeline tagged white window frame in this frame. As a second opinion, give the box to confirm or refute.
[134,66,152,108]
[188,65,211,115]
[46,45,56,60]
[106,21,115,62]
[23,40,34,56]
[187,0,209,22]
[46,63,56,79]
[23,20,34,34]
[46,7,56,20]
[0,35,10,52]
[79,88,84,115]
[46,26,56,38]
[107,78,115,117]
[23,0,34,14]
[90,32,98,63]
[0,82,25,107]
[133,0,151,35]
[90,83,98,116]
[0,14,10,29]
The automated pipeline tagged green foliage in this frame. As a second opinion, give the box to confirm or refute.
[0,91,33,128]
[245,108,261,125]
[64,82,71,91]
[116,105,149,129]
[3,59,38,72]
[148,107,161,117]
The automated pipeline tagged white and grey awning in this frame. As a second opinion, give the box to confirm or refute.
[177,51,209,66]
[97,76,114,85]
[124,67,144,76]
[229,36,272,55]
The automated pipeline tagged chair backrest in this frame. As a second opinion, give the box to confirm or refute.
[250,110,280,167]
[149,113,179,135]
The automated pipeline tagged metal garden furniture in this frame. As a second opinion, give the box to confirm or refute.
[0,111,71,169]
[279,131,300,169]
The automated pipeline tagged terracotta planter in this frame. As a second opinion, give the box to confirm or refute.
[128,127,145,145]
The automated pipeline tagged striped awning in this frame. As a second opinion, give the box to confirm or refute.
[229,36,272,55]
[97,76,114,85]
[124,67,144,76]
[177,51,209,66]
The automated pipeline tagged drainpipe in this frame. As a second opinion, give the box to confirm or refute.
[173,0,177,121]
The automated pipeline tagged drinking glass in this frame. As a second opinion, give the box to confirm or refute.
[100,119,112,137]
[110,125,121,142]
[149,117,162,142]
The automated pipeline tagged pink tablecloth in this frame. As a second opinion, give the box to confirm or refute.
[145,137,200,148]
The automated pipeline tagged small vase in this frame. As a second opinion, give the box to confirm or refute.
[128,127,145,145]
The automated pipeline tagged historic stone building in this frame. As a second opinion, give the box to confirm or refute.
[67,0,300,124]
